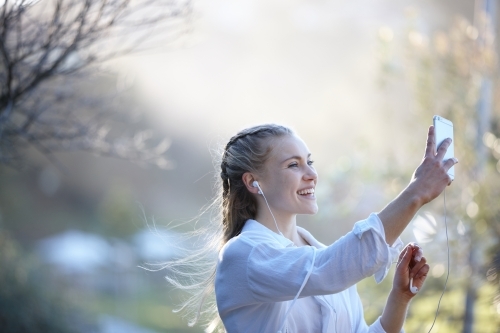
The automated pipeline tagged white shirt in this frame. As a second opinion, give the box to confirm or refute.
[215,213,404,333]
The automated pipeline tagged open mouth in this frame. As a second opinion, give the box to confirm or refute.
[297,188,315,196]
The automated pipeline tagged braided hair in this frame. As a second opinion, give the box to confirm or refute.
[219,124,293,244]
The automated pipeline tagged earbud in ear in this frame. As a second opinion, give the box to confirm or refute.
[409,278,418,294]
[252,181,262,195]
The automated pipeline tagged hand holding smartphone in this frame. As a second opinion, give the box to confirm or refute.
[433,115,455,180]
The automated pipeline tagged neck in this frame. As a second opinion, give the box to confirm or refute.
[254,209,297,240]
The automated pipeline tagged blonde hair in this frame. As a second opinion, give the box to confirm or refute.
[165,124,293,332]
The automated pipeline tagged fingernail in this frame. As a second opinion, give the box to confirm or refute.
[414,248,423,262]
[453,158,458,164]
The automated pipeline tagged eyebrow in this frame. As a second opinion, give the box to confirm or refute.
[281,153,311,164]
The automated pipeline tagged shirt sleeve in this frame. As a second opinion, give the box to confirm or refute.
[247,213,404,303]
[353,213,404,283]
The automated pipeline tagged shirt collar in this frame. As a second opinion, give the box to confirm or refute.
[242,219,295,247]
[297,227,326,249]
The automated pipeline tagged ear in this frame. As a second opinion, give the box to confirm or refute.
[242,172,260,194]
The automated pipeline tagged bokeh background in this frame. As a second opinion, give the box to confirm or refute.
[1,0,499,332]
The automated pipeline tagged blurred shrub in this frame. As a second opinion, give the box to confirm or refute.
[99,181,139,239]
[0,228,87,333]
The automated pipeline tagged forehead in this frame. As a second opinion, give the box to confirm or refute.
[269,135,310,161]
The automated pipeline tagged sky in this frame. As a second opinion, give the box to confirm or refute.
[115,0,473,171]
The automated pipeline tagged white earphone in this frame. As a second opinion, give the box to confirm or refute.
[252,180,262,194]
[251,180,282,236]
[409,278,418,294]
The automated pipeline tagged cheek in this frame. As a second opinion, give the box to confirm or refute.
[264,179,294,201]
[260,171,299,199]
[268,175,289,189]
[260,181,280,199]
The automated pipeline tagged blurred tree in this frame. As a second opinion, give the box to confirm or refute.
[0,0,191,169]
[378,5,500,332]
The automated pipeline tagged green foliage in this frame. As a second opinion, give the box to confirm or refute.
[377,9,500,331]
[406,283,499,332]
[0,229,83,333]
[98,181,139,239]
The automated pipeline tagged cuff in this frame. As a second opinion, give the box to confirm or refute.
[370,317,405,333]
[353,213,404,283]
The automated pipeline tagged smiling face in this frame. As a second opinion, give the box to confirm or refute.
[255,134,318,219]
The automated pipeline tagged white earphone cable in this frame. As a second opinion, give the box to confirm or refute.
[428,187,450,332]
[259,186,283,236]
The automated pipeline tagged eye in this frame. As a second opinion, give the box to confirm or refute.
[288,162,299,168]
[307,160,314,166]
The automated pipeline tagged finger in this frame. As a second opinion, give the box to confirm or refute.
[398,244,411,260]
[424,126,436,158]
[409,244,423,267]
[400,242,422,264]
[436,138,452,160]
[413,244,423,262]
[396,247,412,272]
[408,242,418,247]
[413,264,430,284]
[443,157,458,170]
[397,243,415,263]
[410,257,427,278]
[408,242,421,253]
[410,264,430,293]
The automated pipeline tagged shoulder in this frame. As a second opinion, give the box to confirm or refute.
[218,227,289,274]
[219,229,279,260]
[221,219,283,252]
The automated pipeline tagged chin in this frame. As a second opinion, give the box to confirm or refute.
[303,205,319,215]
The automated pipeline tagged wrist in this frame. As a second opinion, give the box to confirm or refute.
[403,182,426,208]
[389,288,413,305]
[380,289,411,333]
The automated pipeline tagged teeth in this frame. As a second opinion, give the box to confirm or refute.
[298,188,315,195]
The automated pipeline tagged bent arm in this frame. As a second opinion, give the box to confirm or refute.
[378,126,457,245]
[380,243,430,332]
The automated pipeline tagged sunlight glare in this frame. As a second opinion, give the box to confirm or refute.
[412,211,437,244]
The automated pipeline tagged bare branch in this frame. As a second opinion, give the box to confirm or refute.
[0,0,191,167]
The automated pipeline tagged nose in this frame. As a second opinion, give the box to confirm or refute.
[304,165,318,182]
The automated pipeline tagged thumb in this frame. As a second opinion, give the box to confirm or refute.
[396,247,412,273]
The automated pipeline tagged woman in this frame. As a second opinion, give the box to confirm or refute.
[172,124,456,333]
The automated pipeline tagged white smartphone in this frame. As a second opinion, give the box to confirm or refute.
[433,115,455,180]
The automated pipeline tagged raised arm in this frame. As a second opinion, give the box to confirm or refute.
[377,126,458,245]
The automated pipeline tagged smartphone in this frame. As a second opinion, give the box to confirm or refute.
[433,115,455,180]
